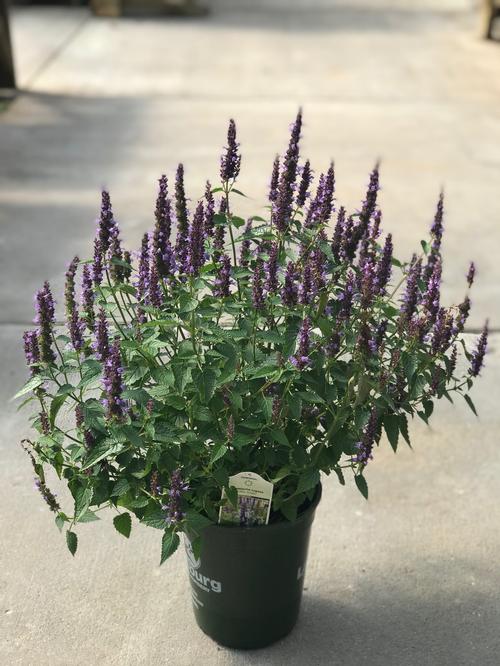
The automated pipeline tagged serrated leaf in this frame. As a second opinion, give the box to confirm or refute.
[113,512,132,538]
[355,475,369,500]
[185,510,212,536]
[160,530,180,565]
[81,440,123,471]
[55,513,66,532]
[383,414,399,452]
[464,394,478,417]
[398,414,411,447]
[49,392,70,428]
[199,369,216,404]
[12,374,44,400]
[268,429,289,447]
[296,469,320,495]
[66,530,78,556]
[111,478,130,497]
[74,486,93,521]
[210,442,228,464]
[78,510,101,523]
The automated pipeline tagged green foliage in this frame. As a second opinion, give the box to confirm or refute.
[17,119,485,564]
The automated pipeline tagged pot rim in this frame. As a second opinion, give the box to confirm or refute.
[201,482,322,535]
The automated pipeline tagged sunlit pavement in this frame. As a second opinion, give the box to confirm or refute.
[1,2,499,664]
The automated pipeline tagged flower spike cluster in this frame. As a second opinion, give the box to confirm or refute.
[18,114,488,562]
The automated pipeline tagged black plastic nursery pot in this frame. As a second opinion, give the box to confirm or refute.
[184,484,322,650]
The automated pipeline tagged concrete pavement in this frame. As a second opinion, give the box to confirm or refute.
[1,2,500,664]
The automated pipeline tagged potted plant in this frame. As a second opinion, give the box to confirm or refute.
[17,112,488,650]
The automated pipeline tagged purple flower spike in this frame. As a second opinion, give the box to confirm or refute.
[82,264,95,331]
[34,477,60,513]
[272,110,302,232]
[137,233,150,302]
[376,233,393,294]
[360,165,380,225]
[149,261,163,308]
[269,155,280,203]
[153,175,173,277]
[163,469,189,526]
[109,232,125,283]
[204,181,216,237]
[93,308,110,361]
[319,162,335,223]
[331,206,346,261]
[214,254,232,297]
[431,307,454,355]
[93,237,104,286]
[69,310,85,352]
[299,259,315,305]
[220,118,241,182]
[422,259,441,324]
[338,270,355,320]
[65,256,79,318]
[252,259,265,311]
[291,316,312,370]
[239,218,252,267]
[175,164,189,270]
[400,256,422,323]
[23,330,40,375]
[466,261,476,288]
[424,191,445,282]
[97,190,117,257]
[282,261,299,307]
[265,242,279,295]
[155,175,172,240]
[353,409,377,467]
[296,159,312,208]
[35,282,56,364]
[187,201,206,276]
[469,321,488,377]
[102,338,128,420]
[455,295,471,334]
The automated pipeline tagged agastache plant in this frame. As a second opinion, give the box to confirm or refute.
[17,115,488,564]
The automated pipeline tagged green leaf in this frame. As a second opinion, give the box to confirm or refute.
[398,414,411,447]
[355,475,369,500]
[160,530,180,565]
[296,469,320,495]
[119,425,144,448]
[81,440,123,471]
[199,369,216,404]
[233,433,255,449]
[113,512,132,538]
[141,505,166,530]
[210,442,228,464]
[74,486,93,521]
[185,510,212,537]
[66,530,78,556]
[55,513,67,532]
[12,374,44,400]
[78,510,101,523]
[299,390,324,404]
[163,395,186,410]
[247,363,278,380]
[230,215,246,228]
[111,478,130,497]
[268,429,289,447]
[179,297,198,314]
[49,392,70,428]
[287,393,302,420]
[464,394,478,417]
[383,414,399,452]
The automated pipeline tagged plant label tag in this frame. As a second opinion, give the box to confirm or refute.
[219,471,274,526]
